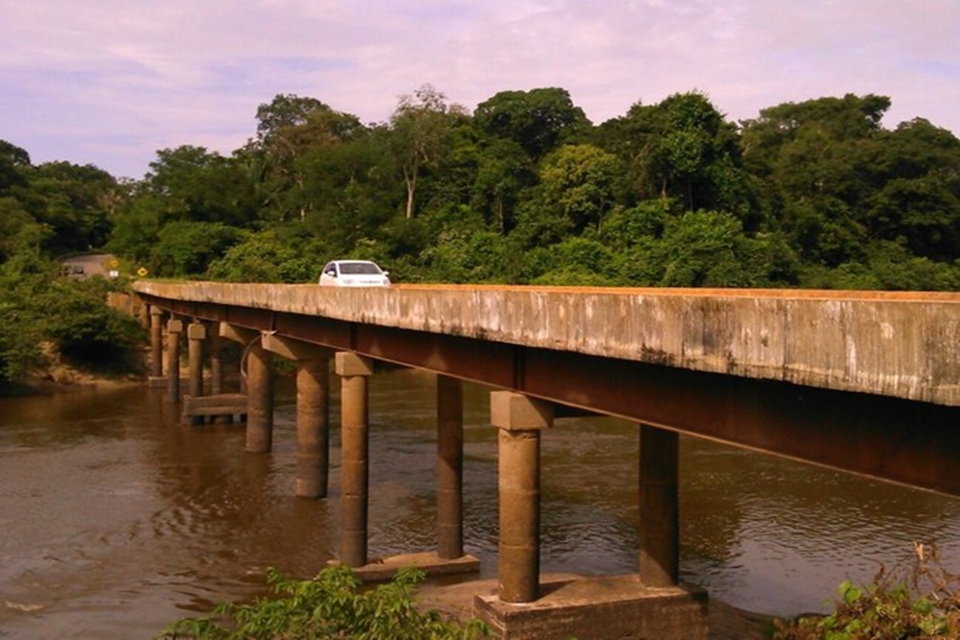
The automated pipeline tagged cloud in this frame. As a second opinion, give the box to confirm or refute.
[2,0,958,178]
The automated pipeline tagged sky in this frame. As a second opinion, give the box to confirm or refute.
[3,0,959,180]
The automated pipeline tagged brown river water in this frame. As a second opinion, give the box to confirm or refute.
[2,368,959,639]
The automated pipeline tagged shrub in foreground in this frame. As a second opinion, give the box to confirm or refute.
[157,565,488,640]
[773,544,960,640]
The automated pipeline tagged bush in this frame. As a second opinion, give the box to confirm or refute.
[38,277,144,369]
[0,296,45,382]
[773,544,960,640]
[156,566,489,640]
[206,230,319,283]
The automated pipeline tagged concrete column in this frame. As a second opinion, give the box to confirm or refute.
[218,322,264,427]
[437,375,464,559]
[261,333,333,498]
[165,318,183,403]
[297,356,331,498]
[186,322,207,424]
[491,391,553,604]
[150,306,164,378]
[335,352,374,568]
[245,342,274,453]
[208,323,223,396]
[187,322,207,382]
[639,423,680,587]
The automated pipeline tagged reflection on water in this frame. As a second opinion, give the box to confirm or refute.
[1,370,959,638]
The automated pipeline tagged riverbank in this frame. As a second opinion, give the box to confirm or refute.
[0,359,143,397]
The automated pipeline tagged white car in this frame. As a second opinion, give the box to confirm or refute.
[318,260,391,287]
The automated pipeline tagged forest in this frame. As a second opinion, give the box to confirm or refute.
[1,86,959,382]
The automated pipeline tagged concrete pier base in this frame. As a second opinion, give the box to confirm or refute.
[474,574,707,640]
[328,551,480,583]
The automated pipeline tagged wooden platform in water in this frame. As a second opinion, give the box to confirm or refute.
[182,393,247,421]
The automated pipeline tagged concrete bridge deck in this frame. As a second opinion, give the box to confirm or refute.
[134,283,958,405]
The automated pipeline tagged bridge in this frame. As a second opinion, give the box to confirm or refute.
[132,282,960,639]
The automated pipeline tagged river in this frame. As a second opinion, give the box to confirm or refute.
[2,368,959,639]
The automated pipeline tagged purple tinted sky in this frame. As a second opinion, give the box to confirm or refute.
[3,0,958,179]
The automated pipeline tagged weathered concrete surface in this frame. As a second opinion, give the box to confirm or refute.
[181,393,247,419]
[474,574,707,640]
[132,282,960,406]
[416,575,769,640]
[328,550,481,582]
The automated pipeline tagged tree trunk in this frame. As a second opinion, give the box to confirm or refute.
[403,165,417,219]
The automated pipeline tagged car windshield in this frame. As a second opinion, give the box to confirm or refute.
[339,262,382,275]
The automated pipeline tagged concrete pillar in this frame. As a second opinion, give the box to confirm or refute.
[207,325,232,423]
[219,323,265,431]
[245,342,274,453]
[297,356,331,498]
[150,306,164,378]
[335,352,374,568]
[261,332,333,499]
[186,322,207,425]
[208,323,223,395]
[165,318,183,403]
[639,423,680,587]
[490,391,553,603]
[437,375,464,559]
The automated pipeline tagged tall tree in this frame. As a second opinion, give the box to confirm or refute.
[538,144,621,235]
[597,92,756,223]
[739,93,960,271]
[470,138,533,233]
[255,94,330,144]
[139,146,257,226]
[390,84,466,219]
[252,94,364,222]
[0,140,30,195]
[21,161,117,255]
[474,88,590,161]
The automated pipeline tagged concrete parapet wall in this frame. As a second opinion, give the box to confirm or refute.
[132,283,960,406]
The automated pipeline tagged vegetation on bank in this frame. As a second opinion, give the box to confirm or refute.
[155,550,960,640]
[772,544,960,639]
[156,566,488,640]
[0,253,144,389]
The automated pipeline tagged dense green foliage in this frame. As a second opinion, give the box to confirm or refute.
[773,545,960,639]
[0,142,143,385]
[5,87,960,291]
[1,85,958,381]
[0,266,143,384]
[156,566,488,640]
